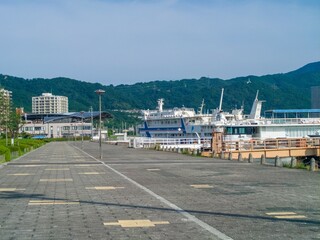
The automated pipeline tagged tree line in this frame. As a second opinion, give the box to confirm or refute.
[0,61,319,130]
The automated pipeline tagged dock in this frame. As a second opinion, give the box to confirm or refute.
[212,131,320,160]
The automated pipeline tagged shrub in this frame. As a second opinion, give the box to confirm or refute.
[295,162,308,170]
[0,145,11,161]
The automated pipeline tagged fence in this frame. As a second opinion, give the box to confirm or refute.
[221,138,320,152]
[129,137,212,150]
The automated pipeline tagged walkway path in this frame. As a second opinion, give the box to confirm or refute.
[0,142,319,240]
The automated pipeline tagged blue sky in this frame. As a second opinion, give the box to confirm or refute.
[0,0,319,85]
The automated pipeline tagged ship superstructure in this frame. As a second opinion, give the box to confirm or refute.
[138,89,245,138]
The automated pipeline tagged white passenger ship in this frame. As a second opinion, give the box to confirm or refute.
[138,89,246,139]
[138,89,320,141]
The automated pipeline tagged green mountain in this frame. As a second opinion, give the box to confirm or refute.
[1,61,320,127]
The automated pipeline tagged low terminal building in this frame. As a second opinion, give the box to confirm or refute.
[20,111,112,139]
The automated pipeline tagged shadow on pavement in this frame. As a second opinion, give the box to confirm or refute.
[1,191,319,225]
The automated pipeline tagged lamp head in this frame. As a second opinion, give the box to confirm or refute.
[95,89,105,95]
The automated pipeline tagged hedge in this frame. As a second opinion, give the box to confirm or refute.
[0,145,11,161]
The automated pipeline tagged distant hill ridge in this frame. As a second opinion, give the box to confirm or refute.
[288,61,320,75]
[0,61,320,114]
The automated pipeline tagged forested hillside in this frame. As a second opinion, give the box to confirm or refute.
[0,61,320,125]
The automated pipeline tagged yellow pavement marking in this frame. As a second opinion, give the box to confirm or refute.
[75,164,95,167]
[266,212,297,216]
[78,172,103,175]
[7,173,34,176]
[85,186,125,190]
[39,179,73,182]
[28,200,79,205]
[0,188,26,191]
[104,219,170,228]
[266,212,307,219]
[190,184,214,189]
[274,215,307,219]
[147,169,161,171]
[45,168,70,171]
[17,165,42,167]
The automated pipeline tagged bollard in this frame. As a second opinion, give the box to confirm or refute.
[248,153,253,163]
[275,156,282,167]
[193,149,197,156]
[228,152,232,161]
[290,157,297,168]
[221,152,225,159]
[212,150,215,158]
[197,149,200,156]
[310,158,316,172]
[238,153,243,162]
[260,154,265,165]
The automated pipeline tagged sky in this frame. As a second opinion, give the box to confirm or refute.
[0,0,319,86]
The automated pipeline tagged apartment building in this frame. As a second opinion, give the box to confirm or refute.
[0,88,12,122]
[32,93,68,114]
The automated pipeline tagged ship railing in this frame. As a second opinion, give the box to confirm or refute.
[263,118,320,125]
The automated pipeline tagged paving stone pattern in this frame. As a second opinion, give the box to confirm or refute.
[0,141,319,240]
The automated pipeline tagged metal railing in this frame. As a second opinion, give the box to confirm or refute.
[221,137,320,152]
[130,137,212,149]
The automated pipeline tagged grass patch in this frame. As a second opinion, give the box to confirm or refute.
[283,161,310,170]
[283,163,291,168]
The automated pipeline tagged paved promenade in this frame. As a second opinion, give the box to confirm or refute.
[0,142,319,240]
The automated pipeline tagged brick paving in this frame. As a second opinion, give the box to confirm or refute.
[0,141,319,240]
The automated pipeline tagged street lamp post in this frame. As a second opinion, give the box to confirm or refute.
[80,111,84,149]
[95,89,105,159]
[90,106,93,139]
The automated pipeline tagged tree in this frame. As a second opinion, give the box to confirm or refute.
[0,90,3,129]
[7,111,24,145]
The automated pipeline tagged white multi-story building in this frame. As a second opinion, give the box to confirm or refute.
[0,88,12,106]
[0,88,12,124]
[32,93,68,114]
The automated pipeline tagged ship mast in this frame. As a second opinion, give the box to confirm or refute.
[198,99,205,114]
[157,98,164,112]
[218,88,224,111]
